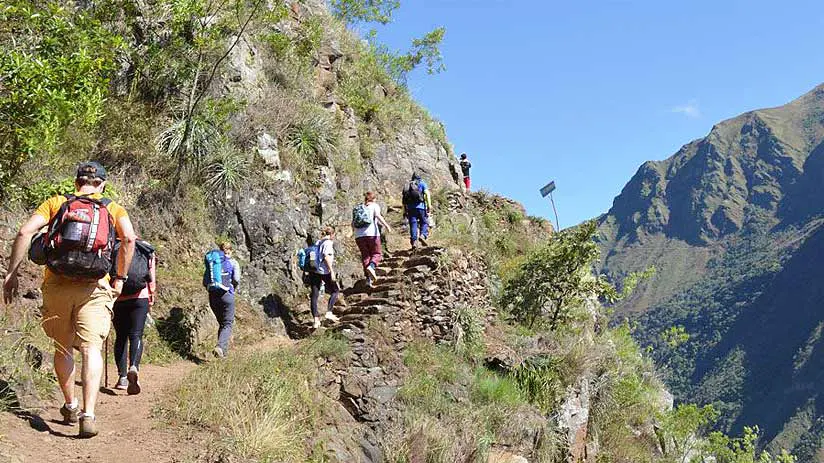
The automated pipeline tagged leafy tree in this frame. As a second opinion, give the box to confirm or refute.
[662,325,690,349]
[375,27,446,85]
[333,0,445,87]
[151,0,267,186]
[702,426,796,463]
[0,0,120,198]
[659,404,718,463]
[330,0,400,25]
[500,221,614,329]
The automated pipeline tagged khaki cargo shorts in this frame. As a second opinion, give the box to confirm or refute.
[41,278,116,354]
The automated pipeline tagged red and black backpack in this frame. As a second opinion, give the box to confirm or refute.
[36,194,117,280]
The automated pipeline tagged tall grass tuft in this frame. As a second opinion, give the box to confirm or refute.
[0,313,55,412]
[164,334,350,461]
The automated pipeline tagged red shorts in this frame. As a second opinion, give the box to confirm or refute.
[355,236,383,270]
[463,177,471,190]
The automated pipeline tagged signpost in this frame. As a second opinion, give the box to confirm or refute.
[539,181,560,232]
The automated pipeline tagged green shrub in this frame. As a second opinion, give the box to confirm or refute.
[0,0,119,198]
[451,304,486,358]
[294,16,324,59]
[284,113,338,165]
[501,221,615,329]
[263,31,293,60]
[0,313,56,412]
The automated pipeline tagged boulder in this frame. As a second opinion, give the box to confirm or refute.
[257,132,281,170]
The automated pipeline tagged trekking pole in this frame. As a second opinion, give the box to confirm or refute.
[103,334,109,389]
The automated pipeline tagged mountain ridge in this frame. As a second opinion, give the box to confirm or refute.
[598,82,824,460]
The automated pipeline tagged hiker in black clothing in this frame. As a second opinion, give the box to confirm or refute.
[112,240,157,395]
[459,153,472,191]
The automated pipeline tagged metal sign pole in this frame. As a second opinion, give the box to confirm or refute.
[539,180,560,233]
[549,191,560,232]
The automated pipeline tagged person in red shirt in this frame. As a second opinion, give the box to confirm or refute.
[459,153,472,191]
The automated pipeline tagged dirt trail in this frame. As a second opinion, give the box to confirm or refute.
[0,360,200,463]
[0,335,295,463]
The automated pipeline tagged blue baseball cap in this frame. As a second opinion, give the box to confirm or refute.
[76,161,107,181]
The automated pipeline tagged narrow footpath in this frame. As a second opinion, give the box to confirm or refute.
[0,361,200,463]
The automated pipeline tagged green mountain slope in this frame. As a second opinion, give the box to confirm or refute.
[597,83,824,460]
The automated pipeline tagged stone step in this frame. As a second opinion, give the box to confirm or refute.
[376,267,403,277]
[403,256,439,269]
[334,304,380,316]
[382,257,408,267]
[343,282,403,297]
[369,289,402,300]
[352,297,404,308]
[403,265,432,276]
[374,276,402,285]
[343,292,370,303]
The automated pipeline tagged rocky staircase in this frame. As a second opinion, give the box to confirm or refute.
[285,245,445,338]
[279,239,495,461]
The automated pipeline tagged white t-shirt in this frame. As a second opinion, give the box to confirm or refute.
[316,238,335,275]
[354,202,381,238]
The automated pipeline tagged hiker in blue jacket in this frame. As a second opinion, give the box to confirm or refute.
[402,173,432,249]
[203,242,241,358]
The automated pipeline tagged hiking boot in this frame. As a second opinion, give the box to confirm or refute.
[59,403,79,424]
[313,317,321,329]
[366,265,378,283]
[419,236,429,247]
[78,415,98,438]
[127,367,141,396]
[114,376,128,390]
[212,346,225,359]
[324,312,340,323]
[410,241,417,250]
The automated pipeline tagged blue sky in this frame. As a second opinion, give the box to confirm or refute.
[369,0,824,228]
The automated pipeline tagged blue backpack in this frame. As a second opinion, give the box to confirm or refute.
[300,244,320,273]
[205,250,233,291]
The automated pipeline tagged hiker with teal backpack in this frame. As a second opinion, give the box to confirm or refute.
[304,226,341,329]
[203,242,241,358]
[297,233,317,287]
[111,239,156,395]
[402,173,432,249]
[353,191,392,287]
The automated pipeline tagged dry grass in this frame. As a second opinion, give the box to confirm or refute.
[384,341,552,463]
[0,311,55,412]
[162,334,350,462]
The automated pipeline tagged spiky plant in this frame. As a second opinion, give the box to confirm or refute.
[284,113,337,166]
[202,147,250,195]
[156,116,221,175]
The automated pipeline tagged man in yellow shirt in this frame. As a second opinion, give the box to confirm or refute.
[3,162,137,438]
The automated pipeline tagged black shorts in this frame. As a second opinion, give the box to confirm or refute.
[308,272,339,293]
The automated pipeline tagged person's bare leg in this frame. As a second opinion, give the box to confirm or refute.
[80,345,103,416]
[53,347,76,405]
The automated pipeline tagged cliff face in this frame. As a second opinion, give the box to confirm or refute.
[110,0,462,319]
[597,83,824,459]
